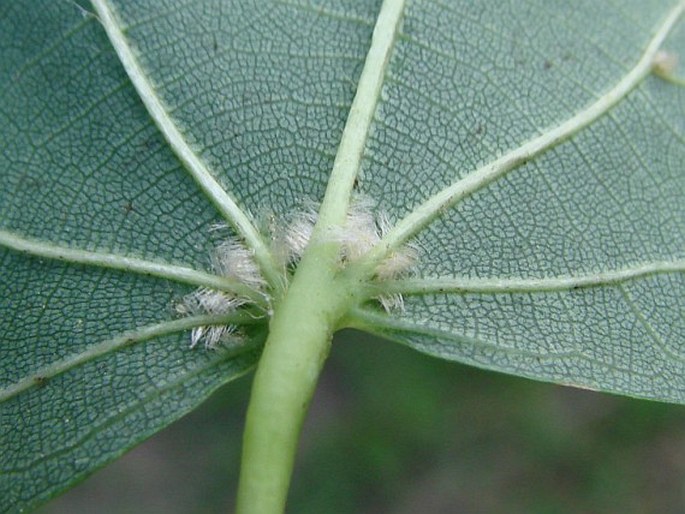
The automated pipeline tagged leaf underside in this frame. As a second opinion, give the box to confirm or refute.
[1,0,683,510]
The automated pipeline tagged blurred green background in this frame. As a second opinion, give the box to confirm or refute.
[38,331,685,514]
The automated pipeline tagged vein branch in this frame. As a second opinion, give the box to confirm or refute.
[89,0,282,290]
[346,307,581,362]
[619,285,685,363]
[0,229,265,304]
[314,0,406,232]
[359,1,685,266]
[0,312,262,403]
[375,259,685,296]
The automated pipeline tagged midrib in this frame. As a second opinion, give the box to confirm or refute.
[313,0,407,233]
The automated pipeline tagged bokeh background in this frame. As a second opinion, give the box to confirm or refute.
[38,330,685,513]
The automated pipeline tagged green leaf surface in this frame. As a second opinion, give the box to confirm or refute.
[1,0,683,510]
[348,0,685,404]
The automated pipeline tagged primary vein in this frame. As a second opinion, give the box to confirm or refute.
[315,0,406,231]
[0,313,259,403]
[89,0,281,289]
[361,0,685,264]
[0,229,264,303]
[378,259,685,295]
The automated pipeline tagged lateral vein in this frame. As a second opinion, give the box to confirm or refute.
[346,307,663,381]
[346,307,582,360]
[0,229,264,303]
[89,0,281,289]
[361,1,685,264]
[376,259,685,295]
[0,313,260,403]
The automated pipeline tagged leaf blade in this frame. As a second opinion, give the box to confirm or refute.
[89,0,283,289]
[2,0,684,509]
[350,0,685,403]
[360,1,685,264]
[351,271,685,403]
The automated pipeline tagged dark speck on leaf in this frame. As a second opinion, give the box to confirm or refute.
[123,201,137,215]
[143,137,157,150]
[18,175,41,191]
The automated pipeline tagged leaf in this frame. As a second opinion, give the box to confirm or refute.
[1,0,683,510]
[348,0,685,405]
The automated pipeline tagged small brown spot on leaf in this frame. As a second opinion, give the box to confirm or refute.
[123,201,138,215]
